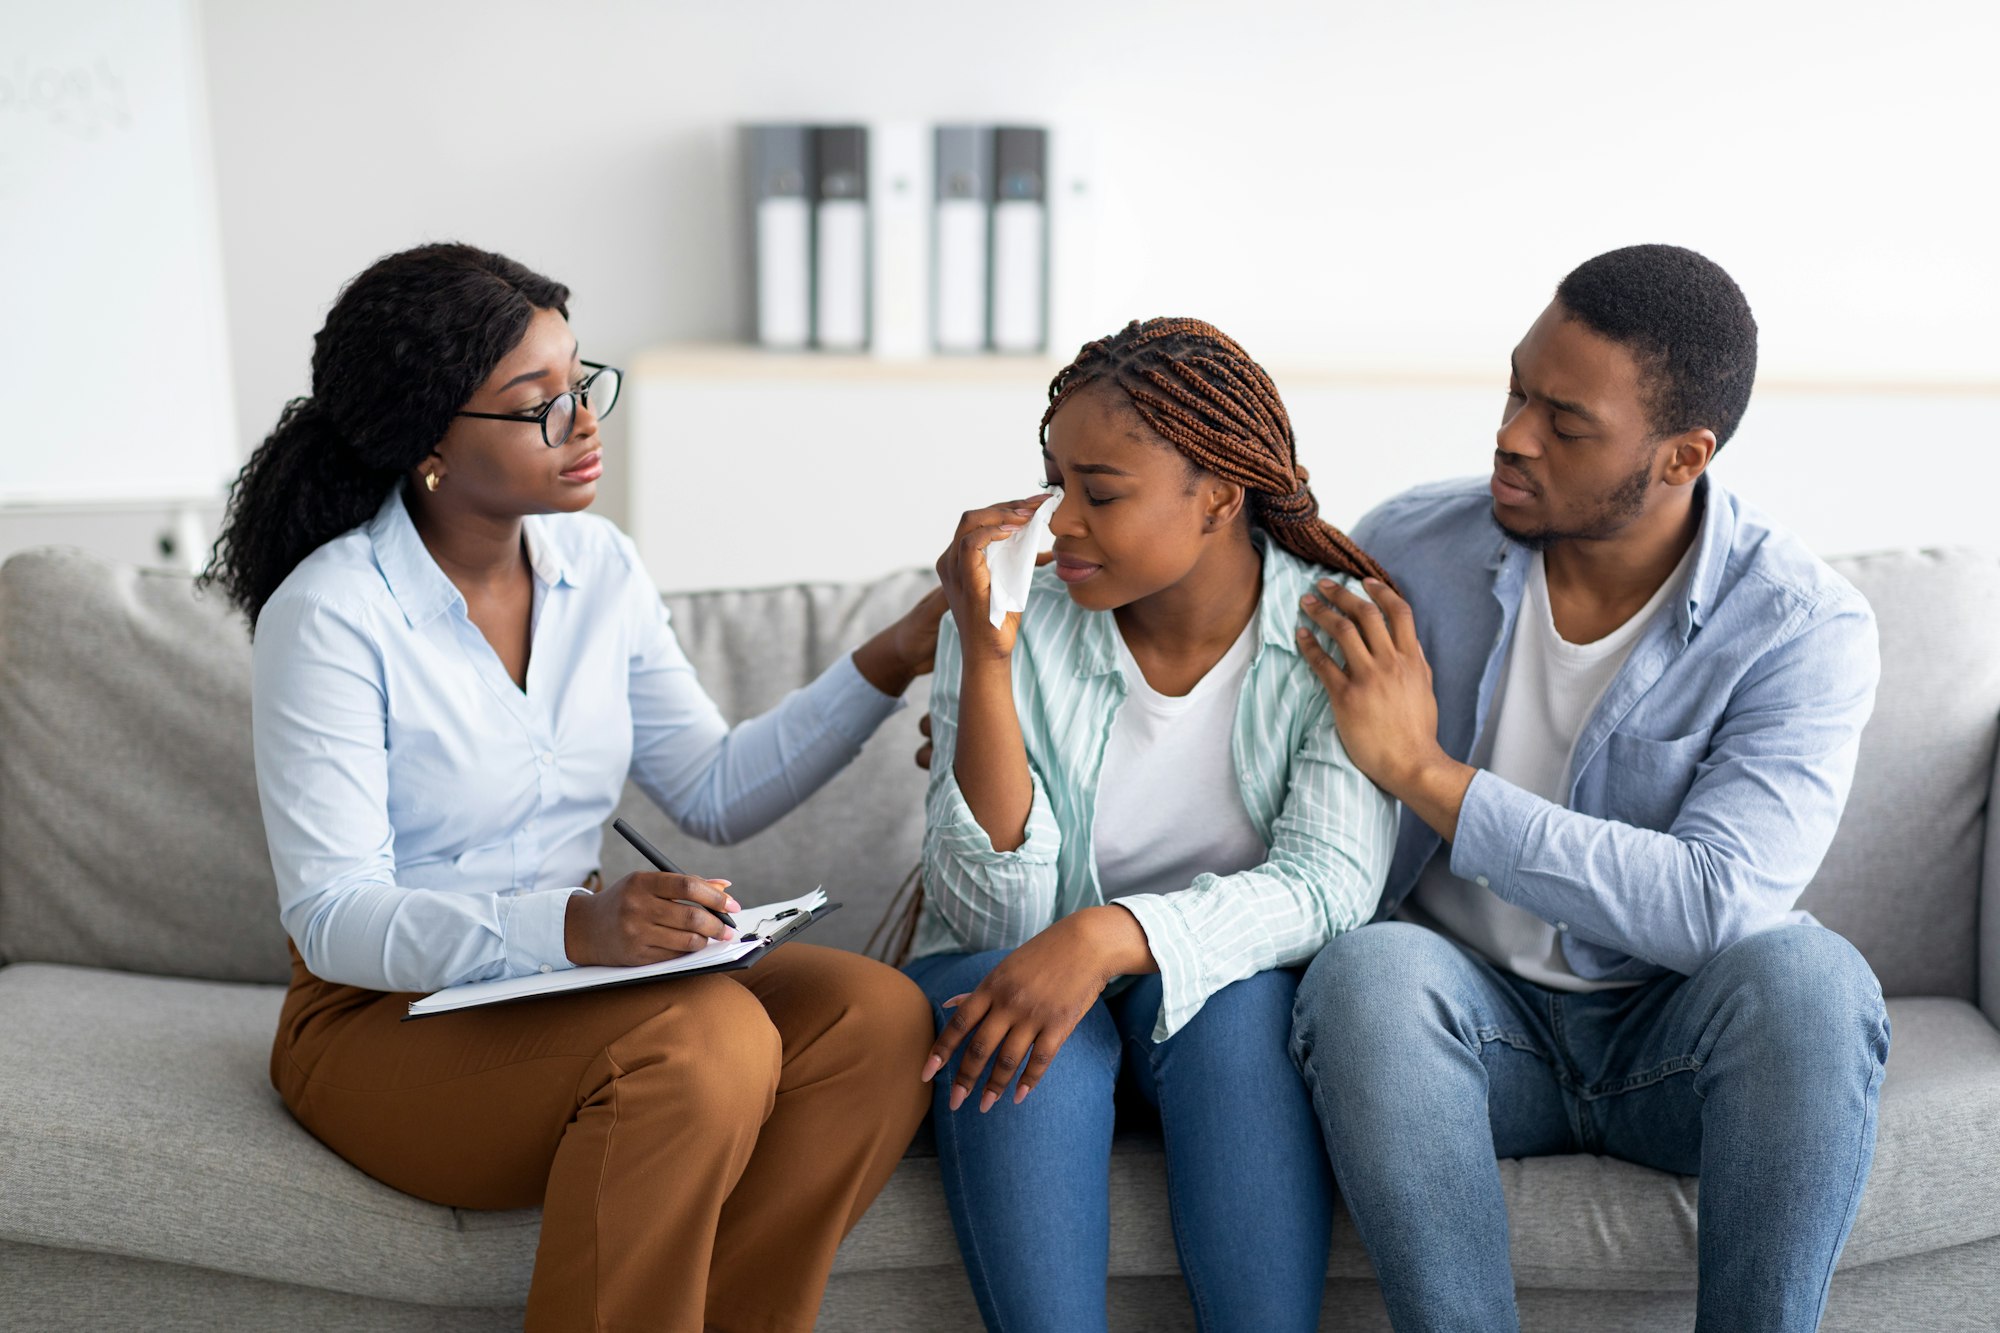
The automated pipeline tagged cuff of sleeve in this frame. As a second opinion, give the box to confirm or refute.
[929,769,1062,866]
[812,652,908,747]
[1448,769,1537,903]
[1108,894,1200,1043]
[500,887,589,976]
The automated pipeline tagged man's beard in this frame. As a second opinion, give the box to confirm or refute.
[1492,457,1653,553]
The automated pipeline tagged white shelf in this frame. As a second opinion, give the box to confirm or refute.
[626,342,2000,397]
[630,343,1067,385]
[622,344,2000,593]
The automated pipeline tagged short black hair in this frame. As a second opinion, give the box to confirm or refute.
[1555,244,1758,451]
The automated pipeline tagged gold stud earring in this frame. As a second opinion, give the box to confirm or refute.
[425,471,440,493]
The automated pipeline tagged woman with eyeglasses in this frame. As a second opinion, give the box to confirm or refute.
[204,243,941,1332]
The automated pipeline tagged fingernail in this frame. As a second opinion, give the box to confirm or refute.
[1364,577,1382,587]
[1296,626,1311,638]
[996,525,1021,536]
[1319,577,1336,589]
[721,927,736,941]
[1014,1085,1031,1105]
[949,1085,968,1112]
[979,1090,998,1113]
[707,879,732,888]
[724,896,740,912]
[920,1056,942,1083]
[1301,593,1320,607]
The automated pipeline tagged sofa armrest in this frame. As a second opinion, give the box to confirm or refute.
[1983,725,2000,1029]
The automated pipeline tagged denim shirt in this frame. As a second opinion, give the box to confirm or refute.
[251,490,901,993]
[1352,475,1879,983]
[912,537,1399,1040]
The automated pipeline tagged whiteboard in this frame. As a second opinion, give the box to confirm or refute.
[0,0,237,506]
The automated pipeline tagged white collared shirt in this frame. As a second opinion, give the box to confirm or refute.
[251,489,900,992]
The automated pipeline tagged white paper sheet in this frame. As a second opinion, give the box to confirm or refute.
[407,888,827,1018]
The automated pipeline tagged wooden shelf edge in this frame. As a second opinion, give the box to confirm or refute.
[626,343,2000,398]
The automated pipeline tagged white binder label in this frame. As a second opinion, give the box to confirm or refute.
[935,198,990,352]
[990,199,1047,353]
[815,198,869,350]
[756,197,811,350]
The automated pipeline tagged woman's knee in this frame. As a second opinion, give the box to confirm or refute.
[1164,968,1301,1060]
[819,951,939,1073]
[905,948,1013,1018]
[607,977,782,1117]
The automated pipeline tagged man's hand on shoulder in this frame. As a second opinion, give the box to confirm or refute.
[1296,576,1476,841]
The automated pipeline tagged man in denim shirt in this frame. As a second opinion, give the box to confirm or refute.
[1290,245,1889,1332]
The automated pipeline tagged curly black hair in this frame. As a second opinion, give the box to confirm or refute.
[201,243,569,627]
[1555,244,1758,451]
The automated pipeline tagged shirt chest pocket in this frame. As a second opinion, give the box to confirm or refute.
[1596,730,1712,833]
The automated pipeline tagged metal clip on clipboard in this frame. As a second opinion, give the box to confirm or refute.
[742,898,840,946]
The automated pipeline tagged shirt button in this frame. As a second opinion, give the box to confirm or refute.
[539,964,553,974]
[539,752,554,765]
[1474,875,1490,888]
[1556,922,1569,932]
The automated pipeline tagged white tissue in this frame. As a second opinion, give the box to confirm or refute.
[987,488,1060,628]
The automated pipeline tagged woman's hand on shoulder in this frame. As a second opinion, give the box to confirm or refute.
[563,872,741,967]
[920,905,1155,1113]
[851,576,959,697]
[936,495,1049,664]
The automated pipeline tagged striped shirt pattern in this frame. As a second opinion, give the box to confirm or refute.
[912,538,1399,1041]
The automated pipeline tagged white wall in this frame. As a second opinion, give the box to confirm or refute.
[120,0,2000,560]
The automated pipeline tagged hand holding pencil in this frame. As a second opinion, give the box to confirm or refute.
[560,820,742,967]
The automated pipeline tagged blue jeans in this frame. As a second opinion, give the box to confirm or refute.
[1290,922,1890,1333]
[906,950,1335,1333]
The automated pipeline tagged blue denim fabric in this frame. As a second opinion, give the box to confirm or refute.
[1350,476,1880,983]
[908,950,1334,1333]
[1291,922,1890,1332]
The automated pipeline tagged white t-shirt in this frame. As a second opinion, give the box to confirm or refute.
[1093,618,1268,901]
[1405,543,1695,989]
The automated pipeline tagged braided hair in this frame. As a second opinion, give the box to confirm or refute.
[1041,318,1391,585]
[201,243,569,628]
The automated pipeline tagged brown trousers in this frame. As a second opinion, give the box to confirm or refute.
[271,941,933,1333]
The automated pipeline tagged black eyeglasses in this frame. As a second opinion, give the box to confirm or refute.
[455,361,622,448]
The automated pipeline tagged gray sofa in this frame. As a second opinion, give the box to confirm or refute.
[1,542,1996,1332]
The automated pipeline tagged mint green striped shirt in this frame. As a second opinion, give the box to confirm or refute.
[913,537,1398,1041]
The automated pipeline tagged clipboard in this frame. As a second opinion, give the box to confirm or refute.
[404,892,840,1020]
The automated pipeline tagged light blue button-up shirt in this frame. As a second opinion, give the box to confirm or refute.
[912,537,1399,1040]
[1352,474,1880,983]
[250,490,901,993]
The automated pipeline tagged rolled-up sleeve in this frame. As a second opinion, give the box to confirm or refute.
[1450,590,1880,977]
[1114,687,1397,1040]
[919,616,1064,951]
[253,593,585,993]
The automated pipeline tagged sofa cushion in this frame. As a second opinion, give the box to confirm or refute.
[0,547,934,982]
[623,571,938,955]
[2,963,1993,1303]
[0,964,534,1307]
[1803,549,2000,1001]
[0,550,288,983]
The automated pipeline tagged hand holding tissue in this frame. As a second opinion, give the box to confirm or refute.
[986,488,1059,628]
